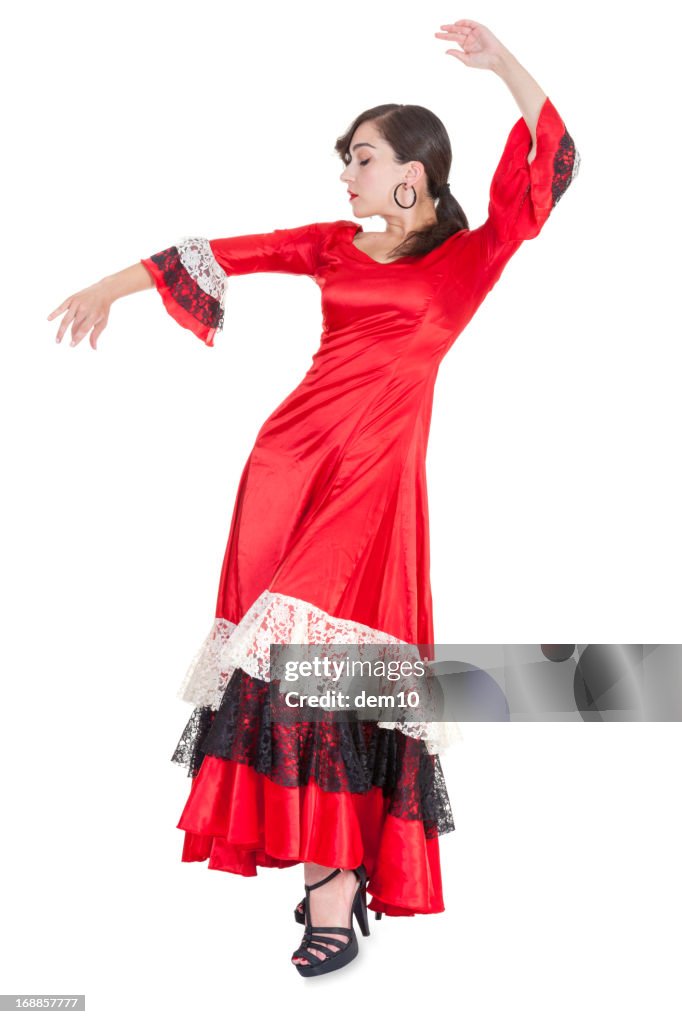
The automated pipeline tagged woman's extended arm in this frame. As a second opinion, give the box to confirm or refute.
[47,262,154,350]
[48,222,329,350]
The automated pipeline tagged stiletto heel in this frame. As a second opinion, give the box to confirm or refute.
[352,864,370,937]
[291,864,370,978]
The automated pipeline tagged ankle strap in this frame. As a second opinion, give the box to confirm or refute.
[305,868,342,891]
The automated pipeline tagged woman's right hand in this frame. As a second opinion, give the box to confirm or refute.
[47,279,116,350]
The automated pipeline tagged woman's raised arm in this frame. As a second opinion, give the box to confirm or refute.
[435,20,579,262]
[436,19,550,158]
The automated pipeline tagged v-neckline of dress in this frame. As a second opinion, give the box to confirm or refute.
[344,224,418,266]
[342,222,468,267]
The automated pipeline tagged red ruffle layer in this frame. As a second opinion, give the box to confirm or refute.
[177,753,446,916]
[140,256,216,346]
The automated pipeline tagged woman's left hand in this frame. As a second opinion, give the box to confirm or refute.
[434,19,508,71]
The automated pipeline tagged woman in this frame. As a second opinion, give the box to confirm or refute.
[47,20,579,978]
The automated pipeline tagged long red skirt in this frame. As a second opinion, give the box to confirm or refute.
[172,668,455,916]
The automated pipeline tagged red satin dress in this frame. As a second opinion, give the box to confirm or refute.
[141,96,579,916]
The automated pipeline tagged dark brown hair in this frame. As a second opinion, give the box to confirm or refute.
[335,102,469,261]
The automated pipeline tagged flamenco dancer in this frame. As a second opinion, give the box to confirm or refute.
[48,20,579,978]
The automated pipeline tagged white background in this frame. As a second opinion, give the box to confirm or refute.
[2,0,681,1019]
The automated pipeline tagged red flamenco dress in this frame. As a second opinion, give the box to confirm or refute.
[140,96,579,917]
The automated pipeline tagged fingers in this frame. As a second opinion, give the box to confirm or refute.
[89,316,108,350]
[52,283,111,349]
[55,306,78,344]
[434,27,471,45]
[47,299,73,321]
[437,21,479,36]
[70,310,101,348]
[54,304,95,346]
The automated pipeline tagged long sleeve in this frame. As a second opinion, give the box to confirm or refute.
[140,221,326,347]
[480,95,580,263]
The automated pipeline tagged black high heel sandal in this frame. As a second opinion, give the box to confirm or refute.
[291,864,370,977]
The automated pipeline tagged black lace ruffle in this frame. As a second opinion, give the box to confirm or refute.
[148,245,224,334]
[171,667,455,839]
[552,130,580,208]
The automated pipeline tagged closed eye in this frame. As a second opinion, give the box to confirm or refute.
[341,154,371,167]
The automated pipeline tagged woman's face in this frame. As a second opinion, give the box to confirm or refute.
[340,120,427,217]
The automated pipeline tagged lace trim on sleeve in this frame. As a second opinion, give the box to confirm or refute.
[147,236,228,340]
[551,131,581,206]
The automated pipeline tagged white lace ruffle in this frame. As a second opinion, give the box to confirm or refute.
[177,236,228,308]
[177,589,463,755]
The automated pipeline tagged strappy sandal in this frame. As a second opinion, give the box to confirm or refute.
[290,864,370,977]
[294,890,383,922]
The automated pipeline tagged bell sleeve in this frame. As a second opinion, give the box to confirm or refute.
[140,221,325,347]
[481,95,580,262]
